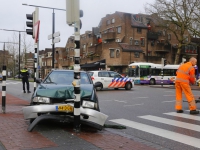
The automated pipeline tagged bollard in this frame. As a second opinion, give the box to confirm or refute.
[1,65,6,113]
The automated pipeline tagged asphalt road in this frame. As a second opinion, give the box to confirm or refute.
[1,80,200,150]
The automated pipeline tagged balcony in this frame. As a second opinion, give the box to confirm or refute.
[101,32,115,40]
[147,32,158,40]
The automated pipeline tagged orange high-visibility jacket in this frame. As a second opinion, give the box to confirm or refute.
[176,62,195,84]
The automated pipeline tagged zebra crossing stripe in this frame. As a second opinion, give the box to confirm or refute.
[164,112,200,121]
[139,115,200,132]
[110,118,200,149]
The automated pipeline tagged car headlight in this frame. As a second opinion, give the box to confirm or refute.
[33,97,50,103]
[82,100,95,108]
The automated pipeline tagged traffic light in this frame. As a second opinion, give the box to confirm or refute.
[164,59,167,66]
[66,0,83,26]
[26,13,34,37]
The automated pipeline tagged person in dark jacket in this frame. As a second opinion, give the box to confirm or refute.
[20,65,31,93]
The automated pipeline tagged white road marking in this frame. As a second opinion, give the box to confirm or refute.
[114,100,127,103]
[139,115,200,132]
[162,100,175,103]
[101,100,113,102]
[164,112,200,121]
[124,103,144,107]
[110,118,200,149]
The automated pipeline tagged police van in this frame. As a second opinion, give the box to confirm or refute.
[88,71,134,90]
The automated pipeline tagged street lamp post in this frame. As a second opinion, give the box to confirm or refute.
[22,4,65,69]
[0,29,26,77]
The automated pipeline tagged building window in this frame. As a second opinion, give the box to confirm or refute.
[106,20,111,25]
[117,26,121,34]
[111,18,115,23]
[134,40,140,45]
[134,52,140,58]
[110,49,115,58]
[130,38,133,45]
[183,35,189,43]
[163,30,166,36]
[168,34,171,40]
[140,37,145,46]
[137,28,142,33]
[116,49,120,58]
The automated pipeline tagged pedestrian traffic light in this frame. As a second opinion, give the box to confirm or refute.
[164,59,167,66]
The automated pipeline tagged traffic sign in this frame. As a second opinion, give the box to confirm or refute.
[53,31,60,37]
[53,37,60,43]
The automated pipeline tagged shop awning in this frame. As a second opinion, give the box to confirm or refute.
[81,59,106,69]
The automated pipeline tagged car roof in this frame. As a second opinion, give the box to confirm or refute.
[51,69,87,73]
[88,70,115,72]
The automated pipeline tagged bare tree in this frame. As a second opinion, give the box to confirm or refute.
[145,0,200,64]
[6,30,33,75]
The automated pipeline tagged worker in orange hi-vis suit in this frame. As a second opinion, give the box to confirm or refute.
[175,57,199,114]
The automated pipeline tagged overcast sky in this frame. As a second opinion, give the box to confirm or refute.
[0,0,154,51]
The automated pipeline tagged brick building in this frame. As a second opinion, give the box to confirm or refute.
[38,11,198,77]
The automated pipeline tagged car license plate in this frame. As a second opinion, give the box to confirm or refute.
[56,105,73,112]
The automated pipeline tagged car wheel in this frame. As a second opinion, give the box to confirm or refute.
[149,79,155,85]
[96,83,103,91]
[125,82,131,90]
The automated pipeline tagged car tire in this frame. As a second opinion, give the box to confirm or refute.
[125,82,131,90]
[149,79,155,85]
[96,83,103,91]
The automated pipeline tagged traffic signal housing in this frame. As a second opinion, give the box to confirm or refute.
[26,13,34,37]
[164,59,167,66]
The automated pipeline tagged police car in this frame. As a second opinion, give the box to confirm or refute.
[88,71,134,90]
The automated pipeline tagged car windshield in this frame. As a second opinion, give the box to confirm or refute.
[43,71,91,84]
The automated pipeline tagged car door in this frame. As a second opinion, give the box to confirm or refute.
[108,71,122,88]
[98,71,110,88]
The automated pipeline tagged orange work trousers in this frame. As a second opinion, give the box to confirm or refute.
[175,82,196,111]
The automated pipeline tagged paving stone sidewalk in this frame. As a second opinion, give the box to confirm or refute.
[0,93,166,150]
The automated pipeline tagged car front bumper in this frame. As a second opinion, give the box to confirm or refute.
[22,103,108,127]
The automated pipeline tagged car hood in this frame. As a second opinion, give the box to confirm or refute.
[34,84,93,99]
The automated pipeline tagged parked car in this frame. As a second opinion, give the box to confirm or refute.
[0,74,2,82]
[22,69,108,131]
[88,70,134,90]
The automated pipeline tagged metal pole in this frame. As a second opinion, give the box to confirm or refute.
[3,43,5,65]
[52,9,55,69]
[19,32,21,78]
[146,31,148,62]
[34,43,38,91]
[73,20,81,133]
[2,65,6,113]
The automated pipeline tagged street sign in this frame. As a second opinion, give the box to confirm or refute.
[48,34,53,40]
[34,20,40,43]
[53,31,60,37]
[53,37,60,43]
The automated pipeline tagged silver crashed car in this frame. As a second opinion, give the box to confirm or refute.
[23,70,108,131]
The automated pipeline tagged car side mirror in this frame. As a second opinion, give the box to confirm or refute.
[94,82,102,88]
[36,78,42,84]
